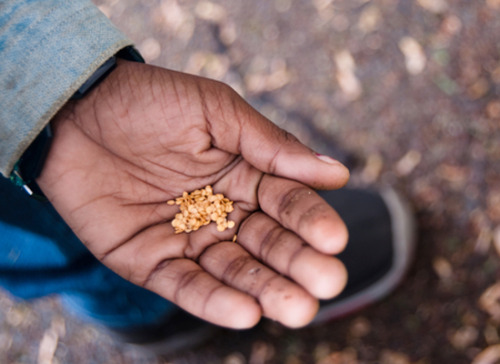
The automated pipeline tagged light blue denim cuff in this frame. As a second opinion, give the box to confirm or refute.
[0,0,133,177]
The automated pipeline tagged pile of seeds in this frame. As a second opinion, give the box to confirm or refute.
[168,185,235,234]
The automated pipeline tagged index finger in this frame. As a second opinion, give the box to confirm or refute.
[258,175,348,255]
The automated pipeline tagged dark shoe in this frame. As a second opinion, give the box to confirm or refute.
[312,187,417,324]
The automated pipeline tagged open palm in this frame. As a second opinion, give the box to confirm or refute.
[38,60,350,329]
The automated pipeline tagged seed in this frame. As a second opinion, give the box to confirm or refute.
[168,185,236,234]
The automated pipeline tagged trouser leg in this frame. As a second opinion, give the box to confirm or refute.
[0,177,175,329]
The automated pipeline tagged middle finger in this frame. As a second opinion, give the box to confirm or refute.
[238,212,347,299]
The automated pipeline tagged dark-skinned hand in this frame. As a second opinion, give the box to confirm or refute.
[37,60,350,329]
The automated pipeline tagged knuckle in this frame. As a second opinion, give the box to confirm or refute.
[259,225,287,261]
[277,187,314,220]
[141,258,173,289]
[301,202,332,221]
[267,130,297,175]
[221,254,254,283]
[238,211,263,240]
[297,202,332,234]
[173,268,205,302]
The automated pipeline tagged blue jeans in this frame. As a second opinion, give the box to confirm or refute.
[0,177,174,329]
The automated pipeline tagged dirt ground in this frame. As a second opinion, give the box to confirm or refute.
[4,0,500,363]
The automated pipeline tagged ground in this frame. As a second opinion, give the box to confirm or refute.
[3,0,500,363]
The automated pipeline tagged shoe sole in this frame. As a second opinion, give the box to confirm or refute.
[311,187,417,325]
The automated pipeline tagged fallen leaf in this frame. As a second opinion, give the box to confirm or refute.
[334,50,362,101]
[479,283,500,322]
[417,0,449,14]
[399,37,427,75]
[472,345,500,364]
[358,5,382,34]
[395,150,422,176]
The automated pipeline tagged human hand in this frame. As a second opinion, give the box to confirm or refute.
[37,60,350,329]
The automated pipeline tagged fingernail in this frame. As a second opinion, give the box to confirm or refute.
[315,153,339,165]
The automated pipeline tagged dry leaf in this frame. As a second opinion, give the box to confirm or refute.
[417,0,449,14]
[399,37,427,75]
[479,283,500,322]
[335,50,362,100]
[395,150,422,176]
[472,345,500,364]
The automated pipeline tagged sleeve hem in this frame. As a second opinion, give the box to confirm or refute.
[0,0,134,177]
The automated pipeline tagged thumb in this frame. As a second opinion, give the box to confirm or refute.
[206,85,349,189]
[240,119,350,189]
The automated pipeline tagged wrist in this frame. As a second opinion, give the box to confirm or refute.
[71,46,144,100]
[9,47,144,199]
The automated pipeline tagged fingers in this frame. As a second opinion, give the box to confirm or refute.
[238,212,347,299]
[99,221,262,329]
[258,175,349,255]
[108,221,320,329]
[199,242,319,328]
[144,257,262,329]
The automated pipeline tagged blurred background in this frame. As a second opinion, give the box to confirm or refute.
[3,0,500,363]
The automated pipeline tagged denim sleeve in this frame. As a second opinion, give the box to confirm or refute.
[0,0,133,177]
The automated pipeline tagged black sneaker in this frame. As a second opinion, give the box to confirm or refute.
[312,187,417,324]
